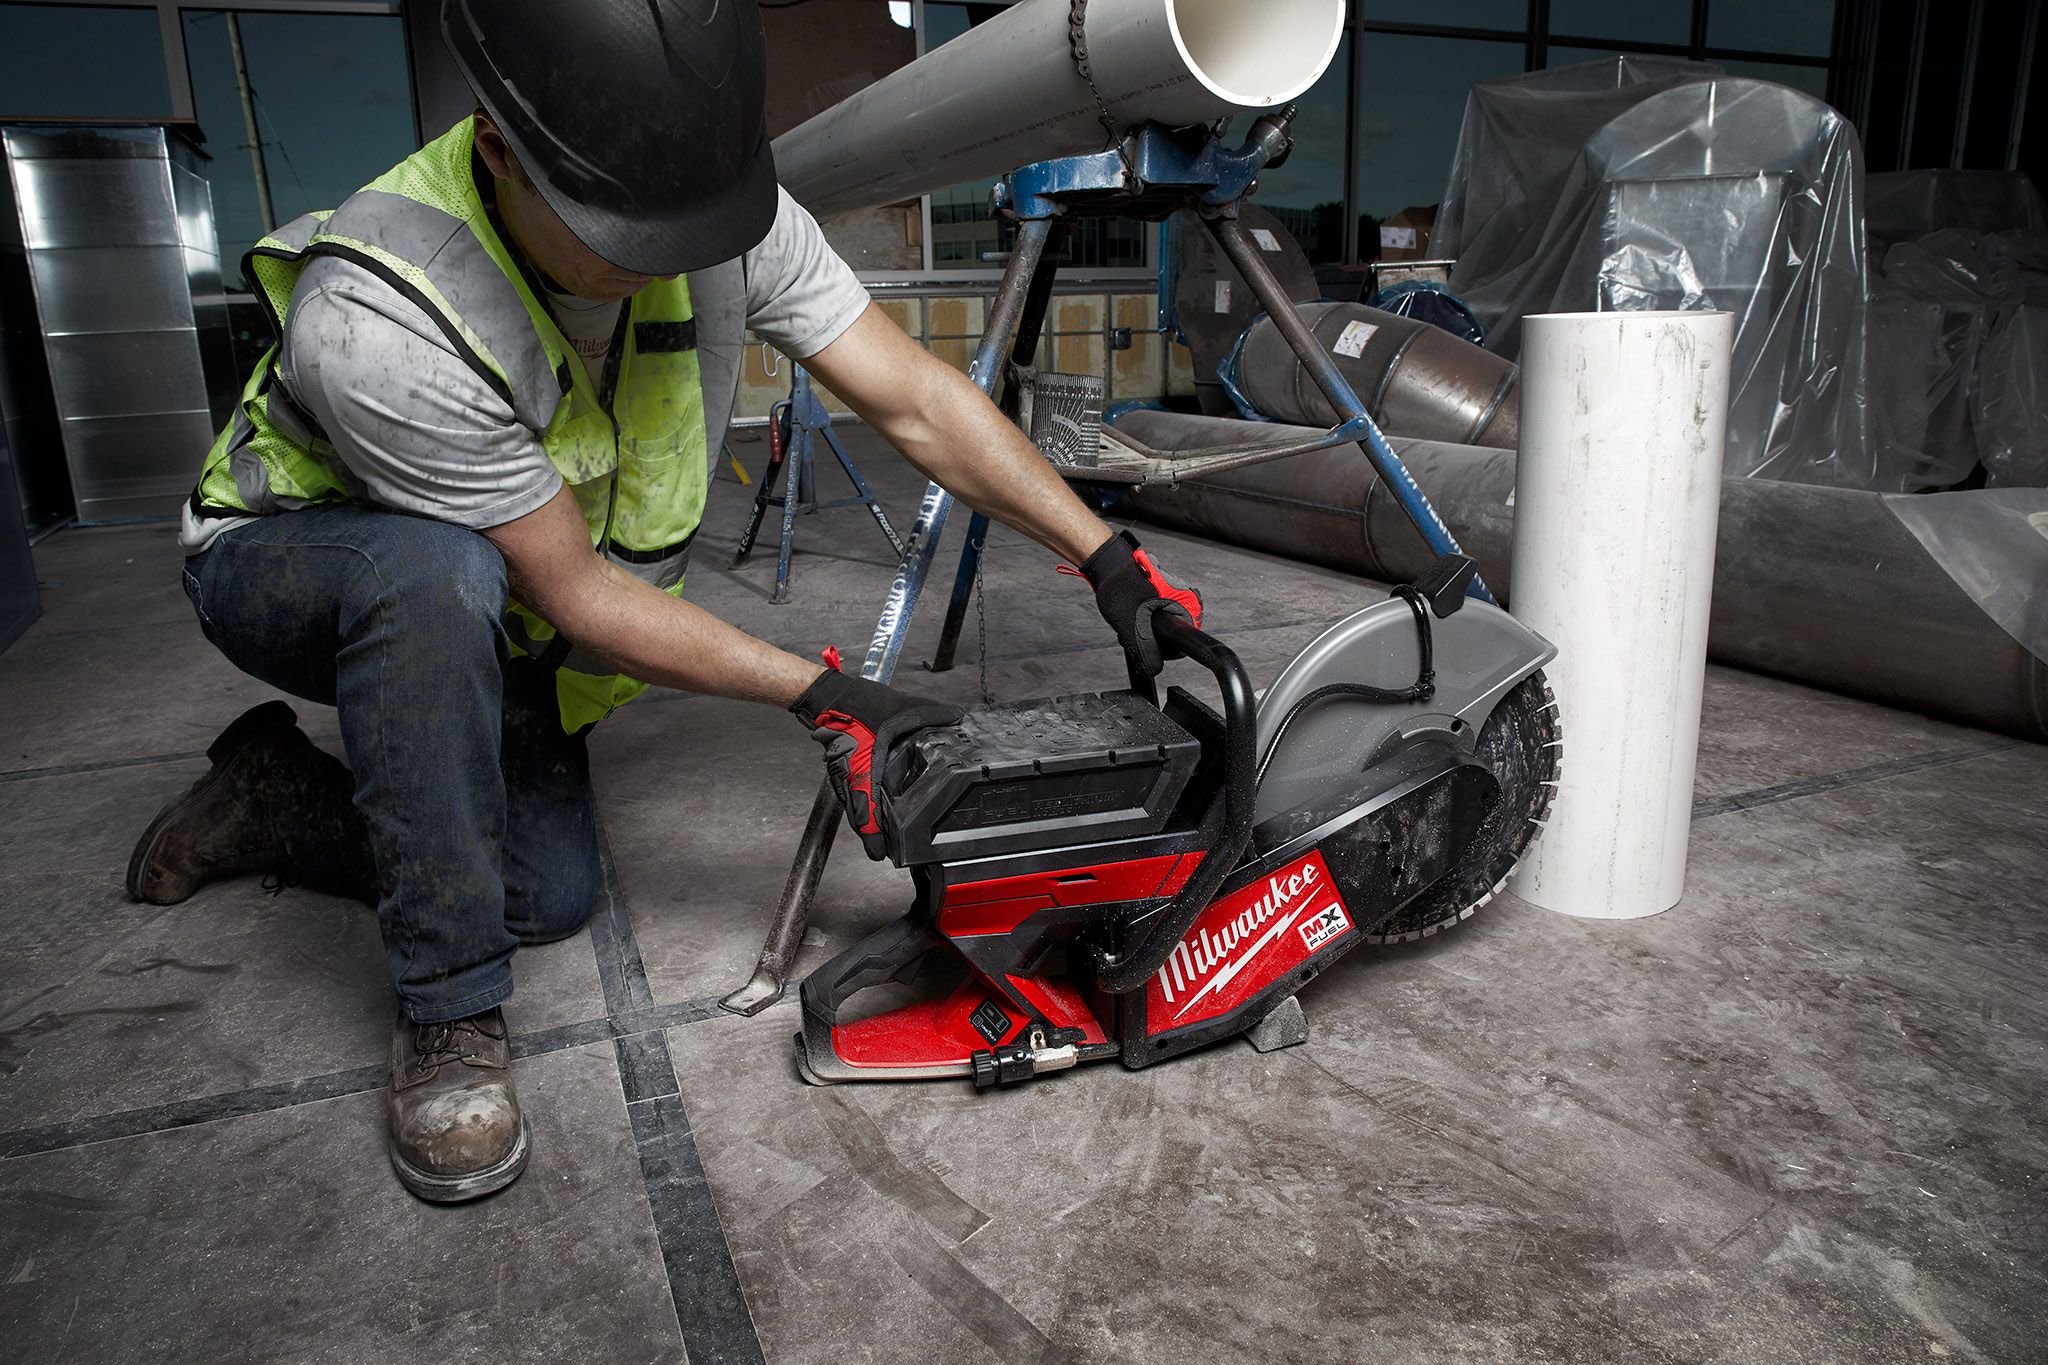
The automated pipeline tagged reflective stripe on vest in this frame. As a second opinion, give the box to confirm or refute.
[189,117,708,733]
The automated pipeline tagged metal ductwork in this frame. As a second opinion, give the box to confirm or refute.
[1166,213,1521,443]
[1235,302,1522,449]
[1112,410,2048,740]
[773,0,1347,218]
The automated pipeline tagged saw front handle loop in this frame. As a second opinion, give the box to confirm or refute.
[1094,609,1259,994]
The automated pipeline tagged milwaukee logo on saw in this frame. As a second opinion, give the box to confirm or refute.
[1146,850,1353,1027]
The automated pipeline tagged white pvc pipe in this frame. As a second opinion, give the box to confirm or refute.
[774,0,1346,219]
[1507,310,1735,920]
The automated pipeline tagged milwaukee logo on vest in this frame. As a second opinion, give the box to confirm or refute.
[1155,854,1335,1020]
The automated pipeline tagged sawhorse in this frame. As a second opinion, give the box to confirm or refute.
[732,363,904,604]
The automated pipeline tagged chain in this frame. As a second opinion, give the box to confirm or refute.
[1067,0,1130,167]
[972,530,994,704]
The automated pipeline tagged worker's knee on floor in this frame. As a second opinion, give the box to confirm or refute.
[505,843,601,945]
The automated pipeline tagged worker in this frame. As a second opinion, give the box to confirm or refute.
[124,0,1200,1204]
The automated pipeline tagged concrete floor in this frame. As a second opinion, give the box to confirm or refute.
[2,428,2044,1363]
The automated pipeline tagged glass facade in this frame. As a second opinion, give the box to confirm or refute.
[1353,35,1525,235]
[1361,0,1527,28]
[0,3,173,120]
[1708,0,1835,57]
[1252,34,1352,263]
[1549,0,1690,46]
[182,9,415,287]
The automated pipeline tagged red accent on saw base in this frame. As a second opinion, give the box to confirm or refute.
[937,852,1205,937]
[1005,974,1109,1045]
[833,978,1023,1067]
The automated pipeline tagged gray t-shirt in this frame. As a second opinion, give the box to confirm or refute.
[180,186,869,551]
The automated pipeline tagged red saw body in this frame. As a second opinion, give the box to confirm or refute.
[795,556,1559,1088]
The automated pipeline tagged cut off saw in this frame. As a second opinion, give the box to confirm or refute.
[794,553,1561,1087]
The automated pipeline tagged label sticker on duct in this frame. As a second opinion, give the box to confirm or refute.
[1333,320,1378,359]
[1213,281,1231,313]
[1380,225,1418,249]
[1250,228,1282,252]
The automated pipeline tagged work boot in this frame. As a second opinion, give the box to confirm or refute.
[127,700,304,904]
[128,701,372,905]
[386,1007,530,1203]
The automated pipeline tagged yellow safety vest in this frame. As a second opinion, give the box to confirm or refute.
[191,117,707,732]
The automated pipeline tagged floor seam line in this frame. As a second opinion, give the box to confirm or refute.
[590,826,767,1365]
[0,995,734,1161]
[0,750,210,784]
[1691,740,2020,820]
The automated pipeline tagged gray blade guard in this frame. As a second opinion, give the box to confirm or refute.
[1254,598,1557,823]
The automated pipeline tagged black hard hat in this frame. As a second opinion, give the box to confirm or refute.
[442,0,778,276]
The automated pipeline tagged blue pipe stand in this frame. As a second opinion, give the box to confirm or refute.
[926,117,1491,675]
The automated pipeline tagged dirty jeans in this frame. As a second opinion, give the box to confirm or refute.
[182,503,601,1024]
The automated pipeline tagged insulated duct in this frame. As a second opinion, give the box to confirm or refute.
[773,0,1347,218]
[1112,410,2048,740]
[1235,301,1522,448]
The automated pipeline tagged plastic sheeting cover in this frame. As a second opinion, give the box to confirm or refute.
[1979,305,2048,487]
[1438,64,1883,488]
[1871,224,2048,489]
[1434,56,1725,308]
[1886,489,2048,667]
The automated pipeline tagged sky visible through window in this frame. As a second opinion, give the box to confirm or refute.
[182,9,416,288]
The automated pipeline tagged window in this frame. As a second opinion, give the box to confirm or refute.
[1251,34,1351,263]
[1708,0,1834,58]
[1549,0,1690,46]
[1546,45,1663,71]
[929,180,1004,268]
[1353,34,1525,234]
[181,9,415,286]
[1362,0,1526,28]
[0,3,172,120]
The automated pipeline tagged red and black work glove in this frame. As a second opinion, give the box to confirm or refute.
[1077,530,1204,681]
[791,664,964,861]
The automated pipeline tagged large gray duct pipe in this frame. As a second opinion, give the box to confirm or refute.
[774,0,1346,218]
[1114,410,2048,740]
[1236,302,1522,449]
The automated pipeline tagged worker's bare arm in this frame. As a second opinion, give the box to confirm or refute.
[481,486,823,706]
[802,303,1114,565]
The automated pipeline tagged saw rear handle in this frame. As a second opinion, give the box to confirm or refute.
[1095,558,1474,994]
[1093,609,1259,994]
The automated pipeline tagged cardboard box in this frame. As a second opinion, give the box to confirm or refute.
[1376,204,1437,262]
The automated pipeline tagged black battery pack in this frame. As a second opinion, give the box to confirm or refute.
[880,690,1203,865]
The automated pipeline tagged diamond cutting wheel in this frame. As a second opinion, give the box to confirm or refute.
[1363,670,1562,944]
